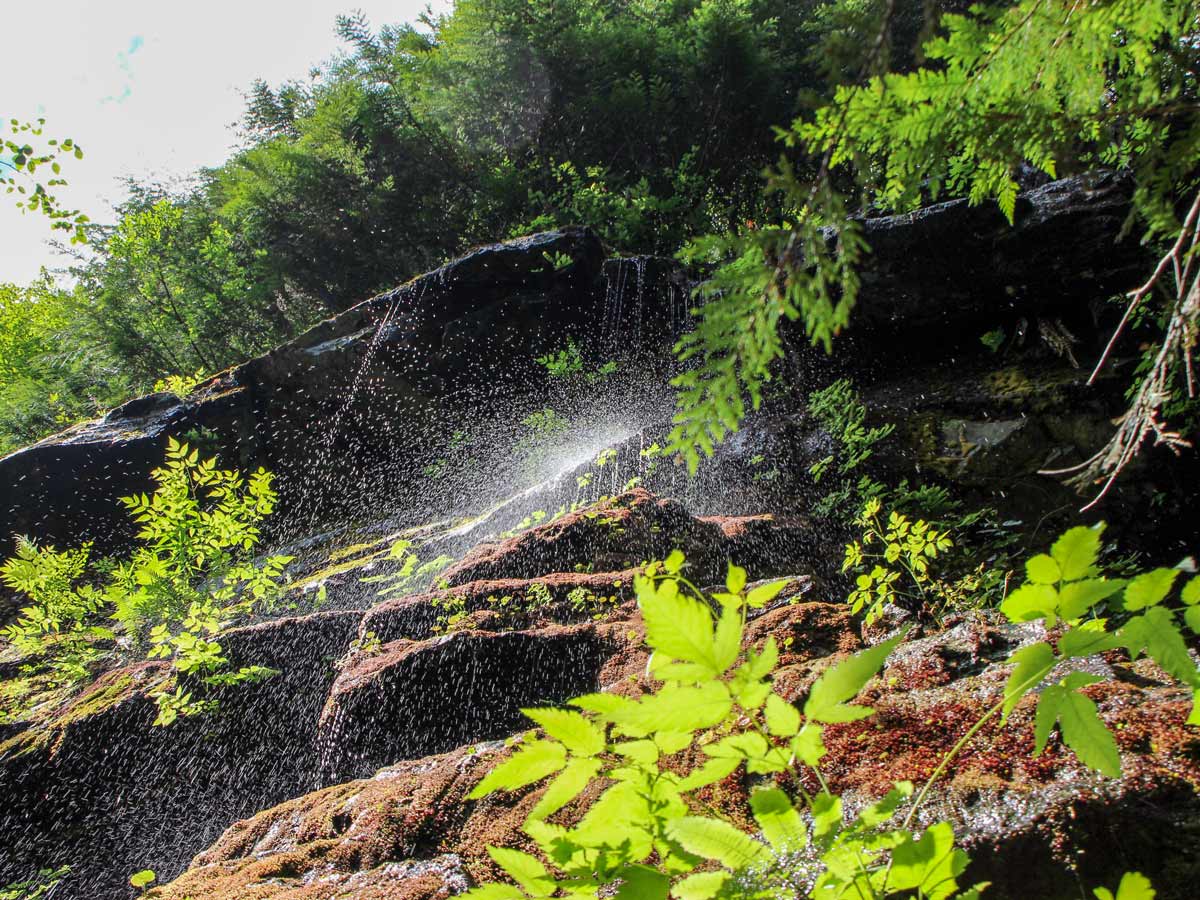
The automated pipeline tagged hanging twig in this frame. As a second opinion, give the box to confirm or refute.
[1041,189,1200,511]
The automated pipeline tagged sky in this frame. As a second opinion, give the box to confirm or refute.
[1,0,449,286]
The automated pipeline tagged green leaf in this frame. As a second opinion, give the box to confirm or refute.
[804,632,904,723]
[129,870,156,889]
[726,563,747,595]
[639,578,718,674]
[750,787,805,852]
[1184,606,1200,635]
[1181,576,1200,606]
[764,693,801,736]
[671,871,730,900]
[1094,871,1156,900]
[609,681,733,737]
[1058,625,1121,659]
[1051,526,1103,581]
[1123,569,1180,611]
[522,708,605,757]
[811,792,842,841]
[1025,554,1061,585]
[1004,642,1057,718]
[488,847,554,895]
[1036,676,1121,777]
[712,604,742,673]
[469,739,567,799]
[528,757,603,821]
[887,822,966,900]
[460,885,528,900]
[677,756,741,791]
[615,864,669,900]
[667,817,771,869]
[745,579,788,608]
[1058,579,1125,621]
[1000,583,1059,624]
[791,723,827,767]
[1121,607,1200,687]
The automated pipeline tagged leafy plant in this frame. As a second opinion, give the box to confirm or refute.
[997,524,1200,774]
[842,498,954,625]
[1,439,293,726]
[0,866,69,900]
[536,338,618,384]
[2,118,88,242]
[463,553,987,899]
[153,369,207,398]
[361,539,453,597]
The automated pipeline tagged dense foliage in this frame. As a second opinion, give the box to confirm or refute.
[463,526,1196,898]
[0,440,292,726]
[1,0,942,454]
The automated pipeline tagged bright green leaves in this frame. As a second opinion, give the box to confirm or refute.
[888,822,970,900]
[843,499,953,624]
[3,118,89,242]
[1034,673,1121,777]
[1123,569,1180,611]
[1094,871,1157,900]
[522,708,605,757]
[1001,523,1200,776]
[805,632,904,724]
[1050,526,1103,582]
[749,788,805,853]
[764,693,800,736]
[667,817,772,869]
[1002,642,1057,719]
[638,575,726,678]
[487,848,556,897]
[469,739,567,799]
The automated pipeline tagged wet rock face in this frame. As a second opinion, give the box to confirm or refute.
[144,609,1199,900]
[0,610,361,899]
[317,625,616,779]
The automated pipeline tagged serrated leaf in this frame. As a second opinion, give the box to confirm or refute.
[1025,554,1061,585]
[639,578,718,674]
[1058,626,1121,658]
[1182,576,1200,606]
[1184,606,1200,635]
[745,579,788,608]
[488,847,554,895]
[668,817,771,869]
[522,708,605,757]
[1051,525,1103,581]
[1058,578,1125,620]
[726,563,747,595]
[1093,870,1156,900]
[677,756,741,791]
[804,632,904,723]
[1124,569,1180,611]
[1121,607,1200,687]
[887,822,966,900]
[750,787,805,852]
[712,604,742,673]
[1000,583,1059,624]
[609,681,732,737]
[529,757,603,821]
[791,723,826,766]
[764,693,801,736]
[469,739,567,799]
[1036,681,1121,776]
[460,884,528,900]
[811,792,842,840]
[614,864,669,900]
[671,871,730,900]
[1003,642,1057,718]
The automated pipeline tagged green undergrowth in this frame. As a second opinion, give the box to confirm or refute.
[463,517,1197,899]
[0,440,294,728]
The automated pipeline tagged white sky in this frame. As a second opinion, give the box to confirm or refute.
[1,0,449,286]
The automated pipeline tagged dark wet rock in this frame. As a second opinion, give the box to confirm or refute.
[440,488,727,586]
[317,625,617,779]
[0,609,361,900]
[360,569,641,644]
